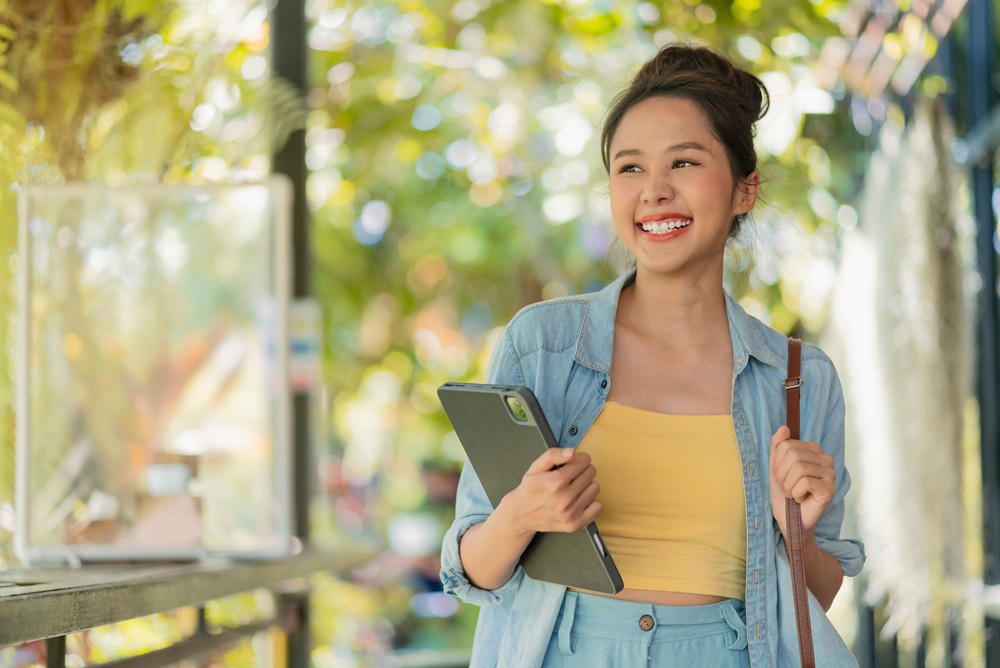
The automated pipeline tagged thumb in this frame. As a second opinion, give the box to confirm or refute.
[526,447,574,474]
[770,425,790,480]
[771,425,790,451]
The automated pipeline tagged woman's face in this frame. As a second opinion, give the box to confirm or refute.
[608,96,757,280]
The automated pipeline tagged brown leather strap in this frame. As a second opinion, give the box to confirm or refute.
[785,338,815,668]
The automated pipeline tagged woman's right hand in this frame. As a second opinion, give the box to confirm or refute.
[503,447,602,536]
[458,447,602,591]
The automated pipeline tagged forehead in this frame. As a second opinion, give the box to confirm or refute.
[610,96,717,150]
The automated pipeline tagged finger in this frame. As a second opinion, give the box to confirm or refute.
[789,476,821,504]
[564,464,597,499]
[568,476,600,508]
[559,481,601,531]
[558,488,602,533]
[545,451,592,487]
[526,447,574,474]
[775,451,835,481]
[782,476,835,503]
[577,499,603,527]
[563,450,592,472]
[781,466,835,499]
[779,462,835,491]
[784,440,827,458]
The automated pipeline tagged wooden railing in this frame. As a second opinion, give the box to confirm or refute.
[0,544,375,668]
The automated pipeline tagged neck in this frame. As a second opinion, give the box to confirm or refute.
[619,266,730,349]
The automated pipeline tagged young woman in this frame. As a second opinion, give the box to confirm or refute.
[440,44,866,667]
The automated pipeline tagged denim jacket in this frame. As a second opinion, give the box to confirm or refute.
[440,270,867,667]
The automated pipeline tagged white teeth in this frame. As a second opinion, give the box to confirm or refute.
[639,219,691,235]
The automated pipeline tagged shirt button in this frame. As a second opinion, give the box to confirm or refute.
[638,614,655,631]
[748,462,754,476]
[754,569,759,585]
[754,515,759,530]
[600,379,608,389]
[569,426,578,436]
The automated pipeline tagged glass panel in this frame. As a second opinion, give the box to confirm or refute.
[16,180,291,562]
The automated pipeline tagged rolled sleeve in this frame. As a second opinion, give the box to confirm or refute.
[816,533,867,578]
[813,358,868,578]
[439,461,526,606]
[439,327,527,607]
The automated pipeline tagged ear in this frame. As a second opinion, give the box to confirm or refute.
[735,171,759,215]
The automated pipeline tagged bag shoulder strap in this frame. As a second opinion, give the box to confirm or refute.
[785,337,815,668]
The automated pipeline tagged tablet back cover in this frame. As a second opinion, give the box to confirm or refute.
[438,383,623,594]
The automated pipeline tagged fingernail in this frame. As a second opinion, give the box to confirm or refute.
[561,448,573,458]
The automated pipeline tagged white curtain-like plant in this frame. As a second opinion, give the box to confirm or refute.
[825,99,977,644]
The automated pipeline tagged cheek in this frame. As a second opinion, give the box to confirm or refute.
[609,180,637,219]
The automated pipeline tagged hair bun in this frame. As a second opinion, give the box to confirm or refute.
[631,44,769,124]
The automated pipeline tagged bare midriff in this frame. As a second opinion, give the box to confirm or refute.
[567,587,731,606]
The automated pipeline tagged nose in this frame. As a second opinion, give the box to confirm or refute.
[640,169,674,203]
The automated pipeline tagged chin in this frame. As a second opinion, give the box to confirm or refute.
[635,260,687,278]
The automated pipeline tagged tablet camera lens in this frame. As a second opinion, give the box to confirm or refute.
[506,397,528,422]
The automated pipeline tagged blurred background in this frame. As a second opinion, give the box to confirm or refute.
[0,0,998,667]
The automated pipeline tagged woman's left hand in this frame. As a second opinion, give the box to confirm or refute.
[769,425,836,539]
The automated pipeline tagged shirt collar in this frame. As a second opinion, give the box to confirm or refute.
[574,269,784,374]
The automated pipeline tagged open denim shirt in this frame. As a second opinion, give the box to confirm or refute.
[440,270,867,667]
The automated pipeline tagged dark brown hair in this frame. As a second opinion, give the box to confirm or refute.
[600,44,769,236]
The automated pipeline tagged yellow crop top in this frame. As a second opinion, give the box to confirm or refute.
[576,401,747,600]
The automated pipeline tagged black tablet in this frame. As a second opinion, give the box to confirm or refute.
[438,382,623,595]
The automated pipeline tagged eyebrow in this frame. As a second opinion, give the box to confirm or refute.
[612,142,709,162]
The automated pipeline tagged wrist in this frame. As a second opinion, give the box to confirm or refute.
[497,489,536,541]
[801,529,820,556]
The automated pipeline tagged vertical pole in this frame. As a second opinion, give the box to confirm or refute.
[197,605,208,634]
[271,0,311,544]
[279,590,311,668]
[271,1,312,665]
[968,0,1000,665]
[854,587,876,668]
[45,636,66,668]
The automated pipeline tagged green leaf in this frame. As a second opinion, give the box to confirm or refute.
[0,100,24,127]
[0,68,16,92]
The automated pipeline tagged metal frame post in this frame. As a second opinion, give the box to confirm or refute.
[271,0,311,544]
[271,1,311,665]
[968,0,1000,664]
[45,635,66,668]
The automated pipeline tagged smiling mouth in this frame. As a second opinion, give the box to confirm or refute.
[635,219,692,235]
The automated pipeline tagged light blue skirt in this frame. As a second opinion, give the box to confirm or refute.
[542,591,751,667]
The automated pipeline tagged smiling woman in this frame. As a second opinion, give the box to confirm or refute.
[441,43,866,668]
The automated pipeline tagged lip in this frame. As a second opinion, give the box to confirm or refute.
[635,212,692,224]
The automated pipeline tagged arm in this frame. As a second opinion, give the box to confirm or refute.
[439,328,601,602]
[770,357,866,612]
[801,529,844,612]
